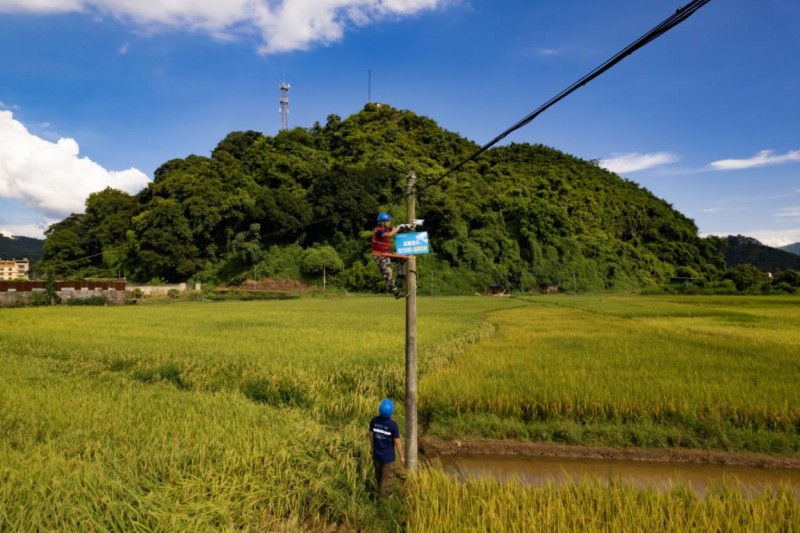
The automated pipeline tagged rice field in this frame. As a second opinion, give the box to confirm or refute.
[405,469,800,532]
[1,294,798,530]
[422,295,800,452]
[0,297,510,530]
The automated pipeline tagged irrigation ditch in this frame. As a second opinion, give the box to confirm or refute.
[420,437,800,496]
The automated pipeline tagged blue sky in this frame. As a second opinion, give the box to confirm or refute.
[1,0,798,246]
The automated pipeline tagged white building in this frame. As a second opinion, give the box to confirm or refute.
[0,259,30,280]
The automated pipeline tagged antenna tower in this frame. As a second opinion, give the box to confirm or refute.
[279,82,290,131]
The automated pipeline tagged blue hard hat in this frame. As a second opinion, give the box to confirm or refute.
[377,212,391,223]
[379,399,394,418]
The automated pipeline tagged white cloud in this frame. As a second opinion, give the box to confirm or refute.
[701,229,800,248]
[599,152,679,174]
[0,224,49,240]
[740,229,800,248]
[0,0,447,54]
[710,150,800,171]
[775,206,800,219]
[699,206,752,214]
[0,110,150,218]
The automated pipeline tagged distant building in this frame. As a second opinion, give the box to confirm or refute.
[0,258,29,280]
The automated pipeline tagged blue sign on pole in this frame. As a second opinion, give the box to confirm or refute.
[396,232,430,255]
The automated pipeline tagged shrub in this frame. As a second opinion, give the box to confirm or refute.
[241,378,310,407]
[29,292,55,307]
[66,295,108,306]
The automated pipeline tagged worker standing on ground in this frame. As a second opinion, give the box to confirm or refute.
[371,212,408,299]
[369,398,404,498]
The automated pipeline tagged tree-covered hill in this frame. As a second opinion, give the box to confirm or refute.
[780,242,800,256]
[39,104,726,293]
[0,234,44,263]
[723,235,800,272]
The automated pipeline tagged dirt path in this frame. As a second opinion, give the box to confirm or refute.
[419,436,800,469]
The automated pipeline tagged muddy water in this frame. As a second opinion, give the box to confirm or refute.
[439,455,800,496]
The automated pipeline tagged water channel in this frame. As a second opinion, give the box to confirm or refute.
[439,454,800,496]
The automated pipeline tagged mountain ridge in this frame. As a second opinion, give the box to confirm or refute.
[722,235,800,272]
[779,242,800,256]
[0,234,45,263]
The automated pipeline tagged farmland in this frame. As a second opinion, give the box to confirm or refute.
[1,295,799,530]
[423,295,800,453]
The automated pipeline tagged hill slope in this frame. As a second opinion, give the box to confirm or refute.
[0,235,44,263]
[779,242,800,256]
[723,235,800,272]
[39,104,724,292]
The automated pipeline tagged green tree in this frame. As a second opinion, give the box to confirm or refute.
[40,214,91,278]
[306,164,393,242]
[85,188,137,245]
[723,264,768,292]
[300,246,344,276]
[230,224,264,267]
[130,198,201,282]
[84,187,138,276]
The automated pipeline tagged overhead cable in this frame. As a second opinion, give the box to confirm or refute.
[418,0,712,192]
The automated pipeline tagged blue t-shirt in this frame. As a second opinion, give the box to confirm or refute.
[370,416,400,463]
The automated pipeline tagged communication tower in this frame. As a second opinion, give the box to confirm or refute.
[279,82,290,131]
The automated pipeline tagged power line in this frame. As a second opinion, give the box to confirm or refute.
[418,0,712,193]
[39,242,131,280]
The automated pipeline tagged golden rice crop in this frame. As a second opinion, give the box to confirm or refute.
[0,296,513,530]
[421,295,800,451]
[405,468,800,533]
[2,295,798,530]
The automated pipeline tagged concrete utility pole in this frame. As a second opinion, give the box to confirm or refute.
[405,171,418,472]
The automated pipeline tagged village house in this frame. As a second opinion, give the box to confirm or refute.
[0,258,30,281]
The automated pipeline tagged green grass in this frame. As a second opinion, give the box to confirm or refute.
[2,295,799,530]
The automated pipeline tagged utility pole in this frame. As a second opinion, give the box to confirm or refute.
[405,170,418,472]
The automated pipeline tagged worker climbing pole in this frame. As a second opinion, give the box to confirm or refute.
[389,4,712,471]
[371,212,408,299]
[370,171,429,471]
